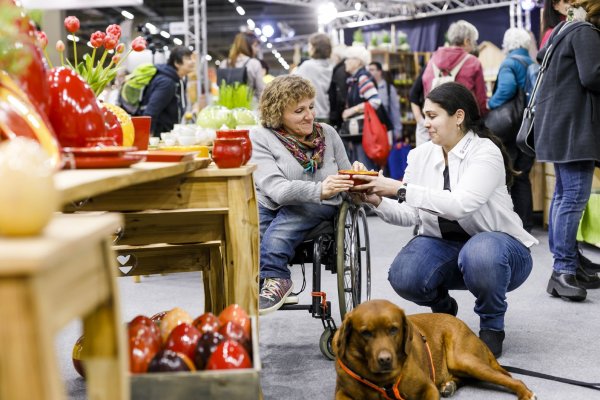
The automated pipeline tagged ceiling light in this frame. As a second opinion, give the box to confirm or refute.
[160,31,170,39]
[317,2,338,25]
[354,2,362,11]
[145,22,158,34]
[260,35,267,42]
[228,0,235,2]
[173,38,183,45]
[262,24,274,38]
[247,19,255,29]
[215,60,221,66]
[121,10,134,19]
[163,45,169,51]
[236,6,245,15]
[205,54,212,61]
[254,27,262,36]
[266,43,272,49]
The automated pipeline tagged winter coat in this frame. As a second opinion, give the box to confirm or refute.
[488,48,533,109]
[294,59,333,119]
[533,21,600,164]
[141,64,186,136]
[328,60,349,130]
[422,46,488,115]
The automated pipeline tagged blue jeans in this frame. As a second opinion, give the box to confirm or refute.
[388,233,532,331]
[259,204,338,279]
[549,161,595,274]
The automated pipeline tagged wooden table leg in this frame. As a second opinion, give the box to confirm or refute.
[225,176,259,316]
[0,280,63,400]
[82,239,129,400]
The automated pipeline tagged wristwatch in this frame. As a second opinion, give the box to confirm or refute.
[397,183,407,204]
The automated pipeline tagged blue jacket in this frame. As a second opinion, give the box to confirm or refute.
[142,64,186,136]
[488,48,533,109]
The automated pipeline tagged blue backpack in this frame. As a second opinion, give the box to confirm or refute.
[524,63,540,104]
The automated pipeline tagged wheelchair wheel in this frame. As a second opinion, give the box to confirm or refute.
[319,328,335,360]
[336,202,371,321]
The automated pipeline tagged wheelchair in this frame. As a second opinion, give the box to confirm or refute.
[279,200,371,359]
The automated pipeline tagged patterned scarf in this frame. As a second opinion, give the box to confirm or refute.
[272,123,326,173]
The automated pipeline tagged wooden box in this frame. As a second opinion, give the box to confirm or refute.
[130,317,261,399]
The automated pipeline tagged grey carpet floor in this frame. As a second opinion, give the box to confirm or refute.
[58,215,600,399]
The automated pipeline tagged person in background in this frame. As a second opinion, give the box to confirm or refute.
[250,75,356,314]
[367,61,403,141]
[488,28,535,232]
[355,82,537,358]
[259,59,274,84]
[340,45,383,171]
[294,33,333,124]
[141,46,194,136]
[328,44,349,131]
[540,0,573,47]
[422,20,488,116]
[534,0,600,301]
[220,31,264,103]
[409,68,429,146]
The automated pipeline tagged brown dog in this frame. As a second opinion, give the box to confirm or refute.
[333,300,536,400]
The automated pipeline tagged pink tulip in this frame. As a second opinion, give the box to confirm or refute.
[90,31,106,48]
[36,31,48,49]
[106,24,122,40]
[103,34,119,50]
[55,40,65,52]
[64,16,80,33]
[112,55,121,64]
[131,36,147,52]
[115,43,125,54]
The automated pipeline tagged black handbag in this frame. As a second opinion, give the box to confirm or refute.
[485,58,528,144]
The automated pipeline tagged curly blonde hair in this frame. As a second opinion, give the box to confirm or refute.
[259,75,316,129]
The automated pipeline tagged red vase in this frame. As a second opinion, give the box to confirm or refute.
[216,129,252,165]
[46,67,107,148]
[212,138,244,169]
[99,102,124,146]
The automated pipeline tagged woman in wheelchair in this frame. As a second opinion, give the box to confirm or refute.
[250,75,360,315]
[354,82,538,358]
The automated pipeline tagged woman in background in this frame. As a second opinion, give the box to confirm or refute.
[220,31,264,103]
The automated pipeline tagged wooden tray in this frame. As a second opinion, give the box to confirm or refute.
[130,317,260,400]
[131,150,199,162]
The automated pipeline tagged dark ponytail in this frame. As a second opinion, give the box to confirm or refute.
[426,82,519,187]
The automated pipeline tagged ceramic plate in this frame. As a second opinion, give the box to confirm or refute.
[131,150,198,162]
[72,153,146,169]
[62,146,138,157]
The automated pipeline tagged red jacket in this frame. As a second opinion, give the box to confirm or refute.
[422,46,488,115]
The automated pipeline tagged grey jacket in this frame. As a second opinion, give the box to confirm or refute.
[294,59,333,119]
[250,123,352,210]
[534,21,600,164]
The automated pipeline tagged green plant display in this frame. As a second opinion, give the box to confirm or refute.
[217,81,253,110]
[370,35,378,47]
[382,32,391,44]
[353,29,364,43]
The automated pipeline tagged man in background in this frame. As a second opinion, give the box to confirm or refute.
[367,61,402,141]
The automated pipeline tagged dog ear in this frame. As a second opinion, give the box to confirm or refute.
[334,309,354,358]
[400,309,414,358]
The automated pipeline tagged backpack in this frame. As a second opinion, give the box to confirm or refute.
[430,54,471,91]
[217,58,250,86]
[119,63,157,115]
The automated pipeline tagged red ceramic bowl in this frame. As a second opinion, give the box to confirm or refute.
[212,138,244,169]
[216,129,251,165]
[338,169,379,187]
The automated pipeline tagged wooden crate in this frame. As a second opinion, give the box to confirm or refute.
[130,317,261,400]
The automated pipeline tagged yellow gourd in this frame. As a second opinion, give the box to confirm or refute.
[102,102,135,146]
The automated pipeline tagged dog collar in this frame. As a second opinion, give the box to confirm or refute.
[336,358,405,400]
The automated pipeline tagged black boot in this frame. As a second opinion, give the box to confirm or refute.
[578,248,600,274]
[576,265,600,289]
[546,271,587,301]
[479,329,505,358]
[431,296,458,316]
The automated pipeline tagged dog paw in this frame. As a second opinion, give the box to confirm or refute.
[440,381,457,397]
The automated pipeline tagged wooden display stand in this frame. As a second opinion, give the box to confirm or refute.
[0,213,127,400]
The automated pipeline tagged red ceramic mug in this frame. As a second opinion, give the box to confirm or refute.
[215,129,252,165]
[131,116,152,151]
[212,138,244,168]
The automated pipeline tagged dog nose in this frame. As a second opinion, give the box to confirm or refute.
[378,350,392,369]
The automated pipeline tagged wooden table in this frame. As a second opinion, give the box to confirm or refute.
[0,213,127,400]
[55,160,259,316]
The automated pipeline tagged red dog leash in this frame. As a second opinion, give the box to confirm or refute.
[337,334,435,400]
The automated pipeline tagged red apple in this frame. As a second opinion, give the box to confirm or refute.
[193,312,221,334]
[129,315,160,342]
[218,304,251,338]
[159,307,193,343]
[206,340,252,370]
[218,321,251,353]
[147,349,196,373]
[164,323,201,361]
[193,331,225,370]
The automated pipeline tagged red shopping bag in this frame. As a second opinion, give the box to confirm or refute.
[362,102,390,167]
